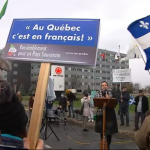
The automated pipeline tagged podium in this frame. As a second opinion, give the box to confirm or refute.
[93,98,116,150]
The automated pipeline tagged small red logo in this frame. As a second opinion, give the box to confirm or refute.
[55,67,62,74]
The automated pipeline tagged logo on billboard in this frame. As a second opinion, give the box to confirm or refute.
[8,44,17,56]
[55,67,62,74]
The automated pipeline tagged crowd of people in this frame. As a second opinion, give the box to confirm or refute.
[0,79,150,149]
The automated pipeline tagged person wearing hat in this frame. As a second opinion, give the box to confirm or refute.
[66,89,76,118]
[0,54,44,149]
[29,93,35,123]
[134,90,149,131]
[0,82,28,148]
[58,92,67,125]
[120,86,130,126]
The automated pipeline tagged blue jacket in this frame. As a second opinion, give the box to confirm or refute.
[0,134,24,149]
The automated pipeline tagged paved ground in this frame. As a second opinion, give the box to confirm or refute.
[39,121,136,149]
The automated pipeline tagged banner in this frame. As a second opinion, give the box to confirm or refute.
[4,18,100,66]
[51,65,65,91]
[112,69,131,82]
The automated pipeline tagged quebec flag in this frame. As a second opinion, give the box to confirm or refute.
[129,95,135,105]
[128,15,150,70]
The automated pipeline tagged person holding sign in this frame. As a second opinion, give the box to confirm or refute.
[94,81,118,149]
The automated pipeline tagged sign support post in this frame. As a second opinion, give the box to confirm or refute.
[4,18,100,149]
[27,63,50,149]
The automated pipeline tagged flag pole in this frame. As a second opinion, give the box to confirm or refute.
[119,45,122,92]
[105,49,107,82]
[136,44,150,75]
[93,68,94,90]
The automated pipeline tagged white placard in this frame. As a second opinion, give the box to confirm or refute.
[112,69,131,82]
[51,65,65,91]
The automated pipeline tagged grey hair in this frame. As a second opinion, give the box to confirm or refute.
[0,82,12,104]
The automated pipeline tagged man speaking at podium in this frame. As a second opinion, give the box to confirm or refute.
[94,81,118,149]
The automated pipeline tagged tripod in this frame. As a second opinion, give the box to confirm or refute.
[40,108,59,141]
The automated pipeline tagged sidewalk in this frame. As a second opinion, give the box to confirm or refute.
[22,101,137,136]
[67,116,136,137]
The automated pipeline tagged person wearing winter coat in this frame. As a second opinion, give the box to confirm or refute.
[58,92,67,125]
[0,54,44,149]
[0,82,28,149]
[88,94,94,122]
[29,93,35,122]
[119,87,130,126]
[81,93,91,131]
[135,110,150,150]
[66,90,76,118]
[94,81,118,150]
[16,91,23,102]
[134,90,149,131]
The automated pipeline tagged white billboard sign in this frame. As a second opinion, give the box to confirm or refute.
[112,69,131,82]
[51,65,65,91]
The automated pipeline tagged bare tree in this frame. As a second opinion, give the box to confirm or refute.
[133,83,141,92]
[70,75,81,89]
[144,85,150,93]
[122,83,133,93]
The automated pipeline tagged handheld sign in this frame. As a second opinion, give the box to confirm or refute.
[4,18,100,66]
[4,18,100,149]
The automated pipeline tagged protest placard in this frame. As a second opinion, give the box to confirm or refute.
[112,69,131,82]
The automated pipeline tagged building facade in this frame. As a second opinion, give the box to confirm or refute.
[7,61,31,93]
[5,49,129,93]
[30,49,129,93]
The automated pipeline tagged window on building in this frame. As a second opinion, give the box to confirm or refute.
[13,63,18,67]
[96,83,100,86]
[65,75,68,77]
[13,79,17,83]
[102,65,105,67]
[84,69,88,72]
[97,58,100,60]
[65,82,68,85]
[77,68,82,71]
[65,67,68,70]
[84,76,88,79]
[13,71,17,75]
[106,53,110,56]
[102,77,106,80]
[110,54,115,57]
[71,68,76,71]
[121,62,125,64]
[77,75,82,78]
[96,70,100,73]
[107,77,110,80]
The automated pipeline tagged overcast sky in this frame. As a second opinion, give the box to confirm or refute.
[0,0,150,87]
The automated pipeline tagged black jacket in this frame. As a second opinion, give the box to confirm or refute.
[120,91,130,107]
[59,97,67,110]
[0,134,24,149]
[95,90,118,135]
[135,95,149,113]
[67,92,76,102]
